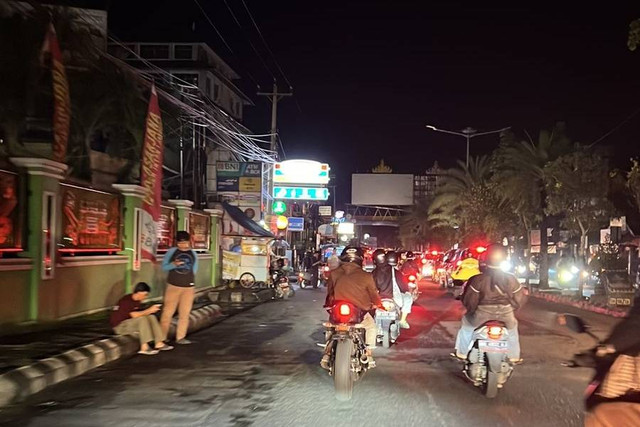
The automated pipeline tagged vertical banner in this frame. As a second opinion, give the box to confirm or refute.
[41,23,71,163]
[139,84,164,261]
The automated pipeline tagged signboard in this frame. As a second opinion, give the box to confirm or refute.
[157,206,175,251]
[274,160,330,185]
[222,250,241,280]
[274,186,329,201]
[60,184,121,251]
[188,212,210,250]
[0,171,21,251]
[319,206,332,217]
[351,174,414,206]
[216,162,262,193]
[287,217,305,232]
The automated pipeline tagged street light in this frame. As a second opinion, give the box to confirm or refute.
[426,125,511,168]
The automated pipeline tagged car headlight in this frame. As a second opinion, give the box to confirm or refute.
[570,265,580,275]
[499,260,512,272]
[559,270,575,283]
[516,265,527,275]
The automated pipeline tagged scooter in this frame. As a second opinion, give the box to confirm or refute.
[462,320,515,398]
[375,298,401,348]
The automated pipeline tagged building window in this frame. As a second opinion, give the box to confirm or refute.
[206,76,212,98]
[172,73,199,87]
[213,82,220,100]
[139,44,170,59]
[174,44,194,60]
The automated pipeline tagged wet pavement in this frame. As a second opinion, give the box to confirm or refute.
[0,281,621,427]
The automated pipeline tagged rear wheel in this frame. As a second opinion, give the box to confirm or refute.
[382,329,391,348]
[484,371,499,398]
[239,273,255,289]
[334,339,354,401]
[300,280,307,289]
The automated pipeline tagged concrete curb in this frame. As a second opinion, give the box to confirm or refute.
[0,304,222,408]
[529,291,628,318]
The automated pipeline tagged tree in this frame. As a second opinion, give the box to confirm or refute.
[545,149,612,258]
[428,156,516,245]
[399,198,456,250]
[492,122,573,288]
[629,19,640,51]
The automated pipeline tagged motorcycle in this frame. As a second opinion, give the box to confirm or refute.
[462,320,514,398]
[271,269,294,299]
[376,298,401,348]
[407,274,420,301]
[322,301,372,401]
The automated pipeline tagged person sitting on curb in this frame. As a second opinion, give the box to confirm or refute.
[110,282,173,355]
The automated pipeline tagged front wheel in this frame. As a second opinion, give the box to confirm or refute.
[239,272,256,289]
[334,339,354,401]
[484,371,499,398]
[300,280,307,289]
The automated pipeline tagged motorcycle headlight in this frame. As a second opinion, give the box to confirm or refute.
[499,260,512,272]
[570,265,580,275]
[516,265,527,275]
[559,270,575,283]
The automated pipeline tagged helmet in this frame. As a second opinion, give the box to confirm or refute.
[385,251,399,266]
[372,249,386,266]
[478,244,508,269]
[406,251,415,260]
[339,246,364,266]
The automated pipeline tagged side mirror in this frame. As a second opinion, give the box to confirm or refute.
[557,313,588,333]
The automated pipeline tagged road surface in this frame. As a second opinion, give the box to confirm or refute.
[0,281,620,427]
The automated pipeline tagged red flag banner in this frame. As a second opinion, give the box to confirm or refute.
[41,23,71,163]
[139,84,164,261]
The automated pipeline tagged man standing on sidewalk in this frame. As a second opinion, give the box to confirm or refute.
[161,231,198,345]
[110,282,173,355]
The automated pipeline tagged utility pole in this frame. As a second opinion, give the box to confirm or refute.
[426,125,511,168]
[258,82,292,214]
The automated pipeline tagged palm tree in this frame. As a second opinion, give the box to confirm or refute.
[493,122,573,288]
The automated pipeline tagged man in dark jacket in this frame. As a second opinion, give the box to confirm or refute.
[373,251,413,329]
[454,244,526,362]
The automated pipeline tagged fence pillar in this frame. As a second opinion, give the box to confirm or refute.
[205,208,223,287]
[10,157,67,321]
[168,200,193,232]
[112,184,146,294]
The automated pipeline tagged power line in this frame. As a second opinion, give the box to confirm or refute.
[589,107,640,147]
[192,0,235,55]
[221,0,277,84]
[240,0,293,89]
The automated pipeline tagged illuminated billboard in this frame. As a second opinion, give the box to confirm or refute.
[351,174,414,206]
[273,186,329,201]
[274,160,330,185]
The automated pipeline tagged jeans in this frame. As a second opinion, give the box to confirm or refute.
[392,289,413,314]
[160,284,195,341]
[454,304,520,359]
[114,315,164,345]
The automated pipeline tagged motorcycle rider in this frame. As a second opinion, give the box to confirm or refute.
[324,246,382,366]
[400,251,421,279]
[453,243,525,363]
[373,251,413,329]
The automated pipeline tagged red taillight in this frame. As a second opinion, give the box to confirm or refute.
[476,246,487,253]
[339,304,351,316]
[409,275,416,282]
[487,326,504,340]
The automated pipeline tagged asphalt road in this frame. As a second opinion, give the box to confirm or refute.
[0,281,621,427]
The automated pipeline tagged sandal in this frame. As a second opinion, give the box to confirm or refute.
[138,349,159,355]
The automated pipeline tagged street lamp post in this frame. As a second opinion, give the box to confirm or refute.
[426,125,511,168]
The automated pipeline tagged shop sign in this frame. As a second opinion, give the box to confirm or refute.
[273,186,329,201]
[60,184,121,251]
[0,170,21,251]
[157,206,175,251]
[216,162,262,193]
[287,217,304,232]
[188,212,210,250]
[274,160,330,185]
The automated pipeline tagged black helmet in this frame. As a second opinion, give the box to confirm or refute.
[406,251,415,260]
[340,246,364,266]
[385,251,399,266]
[478,244,508,269]
[372,249,386,266]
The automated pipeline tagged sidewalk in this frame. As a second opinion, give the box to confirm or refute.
[528,288,629,318]
[0,286,276,408]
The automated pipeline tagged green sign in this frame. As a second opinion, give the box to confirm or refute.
[272,201,287,215]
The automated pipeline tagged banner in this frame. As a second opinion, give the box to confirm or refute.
[41,23,71,163]
[188,212,210,250]
[60,184,121,251]
[139,84,164,261]
[0,171,21,251]
[222,250,241,280]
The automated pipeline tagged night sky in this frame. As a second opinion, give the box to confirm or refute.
[102,1,640,205]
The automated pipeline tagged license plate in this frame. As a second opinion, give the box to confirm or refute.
[376,311,396,319]
[478,339,508,353]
